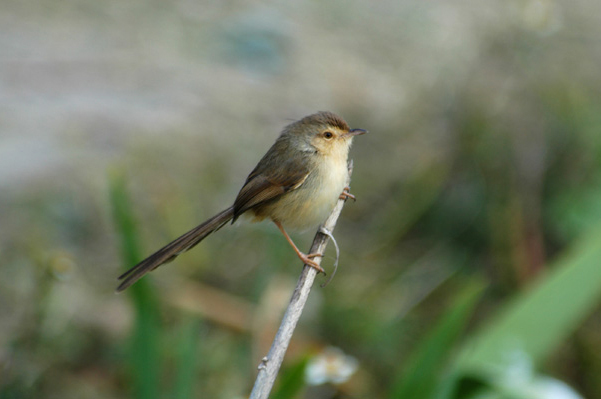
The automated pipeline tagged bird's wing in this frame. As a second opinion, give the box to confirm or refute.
[232,153,310,219]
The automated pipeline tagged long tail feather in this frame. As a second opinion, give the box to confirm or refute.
[116,206,234,292]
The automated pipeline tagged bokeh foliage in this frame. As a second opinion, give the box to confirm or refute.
[2,1,601,398]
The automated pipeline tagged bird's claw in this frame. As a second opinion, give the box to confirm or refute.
[300,252,325,274]
[339,186,356,201]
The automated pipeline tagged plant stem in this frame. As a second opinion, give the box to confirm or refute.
[249,161,354,399]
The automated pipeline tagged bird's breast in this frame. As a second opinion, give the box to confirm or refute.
[268,153,349,231]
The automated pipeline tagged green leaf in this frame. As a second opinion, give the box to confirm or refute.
[173,318,202,399]
[455,225,601,378]
[389,281,485,399]
[109,170,161,399]
[271,357,310,399]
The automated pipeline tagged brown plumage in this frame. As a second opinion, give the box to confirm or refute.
[116,111,366,292]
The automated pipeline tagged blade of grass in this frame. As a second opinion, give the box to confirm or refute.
[109,170,161,399]
[455,225,601,378]
[270,357,310,399]
[173,318,202,399]
[389,280,485,399]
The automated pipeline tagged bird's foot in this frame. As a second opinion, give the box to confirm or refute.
[339,186,356,201]
[299,252,325,274]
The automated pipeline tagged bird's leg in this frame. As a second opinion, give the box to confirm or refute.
[273,220,325,274]
[339,186,356,201]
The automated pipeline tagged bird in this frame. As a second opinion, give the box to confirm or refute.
[116,111,366,292]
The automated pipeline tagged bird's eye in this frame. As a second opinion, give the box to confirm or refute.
[323,131,334,139]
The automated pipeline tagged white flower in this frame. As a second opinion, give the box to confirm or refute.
[524,377,583,399]
[305,347,358,385]
[489,349,584,399]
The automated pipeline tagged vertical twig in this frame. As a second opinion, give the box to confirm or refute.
[249,161,354,399]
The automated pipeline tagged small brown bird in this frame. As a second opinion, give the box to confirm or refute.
[116,111,366,291]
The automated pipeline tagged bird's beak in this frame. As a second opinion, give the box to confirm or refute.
[344,128,368,137]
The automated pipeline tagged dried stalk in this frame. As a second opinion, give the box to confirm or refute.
[249,161,354,399]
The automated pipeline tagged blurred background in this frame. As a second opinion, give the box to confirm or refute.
[2,0,601,398]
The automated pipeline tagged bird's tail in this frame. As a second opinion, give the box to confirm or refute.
[116,206,235,292]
